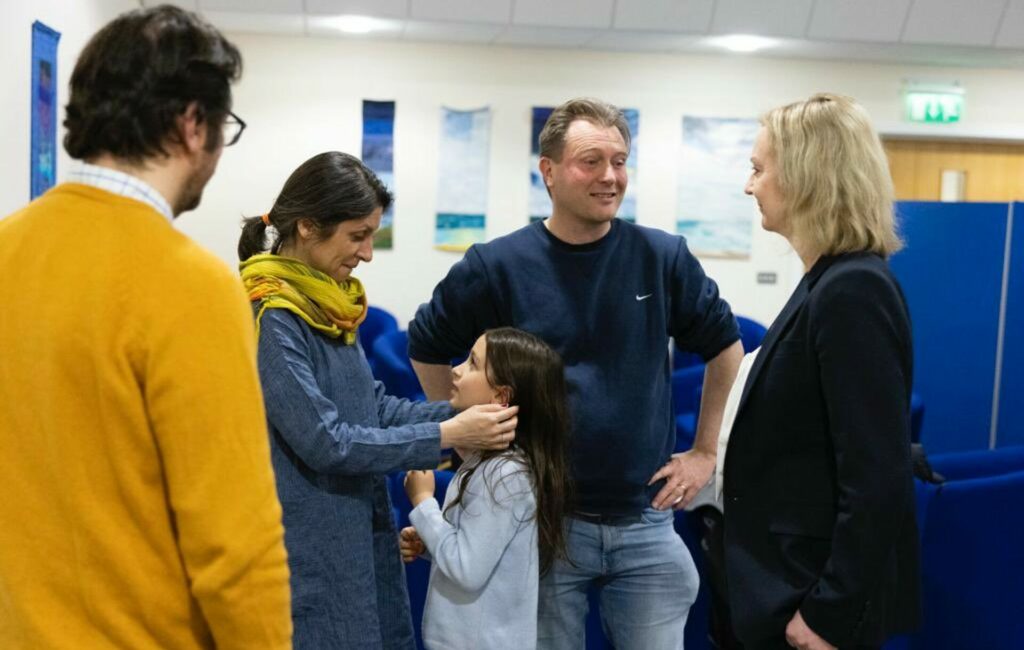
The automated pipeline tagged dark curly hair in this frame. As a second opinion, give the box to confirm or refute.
[64,5,242,163]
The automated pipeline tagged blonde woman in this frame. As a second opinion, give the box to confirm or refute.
[723,94,920,650]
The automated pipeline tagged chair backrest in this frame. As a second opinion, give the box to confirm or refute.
[673,315,767,371]
[910,392,925,444]
[927,445,1024,482]
[672,365,706,415]
[358,306,399,356]
[371,330,425,401]
[736,315,767,353]
[915,470,1024,650]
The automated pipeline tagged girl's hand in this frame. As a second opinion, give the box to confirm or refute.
[404,470,435,507]
[399,526,425,564]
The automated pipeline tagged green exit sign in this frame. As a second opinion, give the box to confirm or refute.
[905,91,964,123]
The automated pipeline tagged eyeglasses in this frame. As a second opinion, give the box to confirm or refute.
[223,110,246,147]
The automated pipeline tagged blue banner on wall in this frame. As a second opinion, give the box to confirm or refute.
[362,100,395,249]
[435,107,490,251]
[529,106,638,224]
[30,21,60,200]
[676,116,758,259]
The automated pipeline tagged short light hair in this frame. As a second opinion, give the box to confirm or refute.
[761,93,902,257]
[538,98,631,161]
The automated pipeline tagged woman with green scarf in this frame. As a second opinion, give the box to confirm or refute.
[237,152,519,650]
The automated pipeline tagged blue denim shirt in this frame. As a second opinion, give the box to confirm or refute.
[256,307,452,649]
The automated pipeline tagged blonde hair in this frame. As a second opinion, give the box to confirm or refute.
[761,93,902,257]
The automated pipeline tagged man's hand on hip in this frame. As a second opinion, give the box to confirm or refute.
[648,448,716,510]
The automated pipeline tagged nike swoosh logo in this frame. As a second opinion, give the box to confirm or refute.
[636,294,652,301]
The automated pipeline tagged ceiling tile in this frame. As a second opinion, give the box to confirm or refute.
[902,0,1007,46]
[305,0,409,19]
[995,0,1024,48]
[612,0,714,32]
[710,0,815,38]
[494,25,604,48]
[403,20,505,43]
[202,10,305,35]
[410,0,511,25]
[199,0,302,13]
[807,0,911,43]
[587,29,704,52]
[142,0,199,10]
[512,0,615,30]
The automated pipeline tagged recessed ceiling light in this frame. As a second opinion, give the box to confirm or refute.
[706,34,778,53]
[319,15,381,34]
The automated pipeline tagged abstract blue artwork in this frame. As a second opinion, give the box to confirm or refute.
[30,21,60,200]
[676,116,758,258]
[435,107,491,251]
[362,100,395,249]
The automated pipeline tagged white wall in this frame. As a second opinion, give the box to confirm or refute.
[181,35,1024,328]
[16,18,1020,328]
[0,0,137,217]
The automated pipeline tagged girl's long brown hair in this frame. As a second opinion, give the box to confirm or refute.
[443,327,573,575]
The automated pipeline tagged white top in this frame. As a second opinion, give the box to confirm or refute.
[410,450,538,650]
[685,348,760,512]
[68,162,174,222]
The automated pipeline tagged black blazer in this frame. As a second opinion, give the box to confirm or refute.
[723,253,921,647]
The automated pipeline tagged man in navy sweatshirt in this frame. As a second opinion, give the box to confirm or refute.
[409,97,744,649]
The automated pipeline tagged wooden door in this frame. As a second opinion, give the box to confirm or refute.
[883,138,1024,201]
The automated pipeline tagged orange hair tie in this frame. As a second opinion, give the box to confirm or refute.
[261,213,271,226]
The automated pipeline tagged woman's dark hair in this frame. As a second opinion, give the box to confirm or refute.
[64,5,242,162]
[237,151,393,261]
[444,327,574,576]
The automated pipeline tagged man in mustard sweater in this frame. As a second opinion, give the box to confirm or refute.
[0,6,291,649]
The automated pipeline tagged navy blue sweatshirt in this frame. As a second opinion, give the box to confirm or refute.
[409,219,739,515]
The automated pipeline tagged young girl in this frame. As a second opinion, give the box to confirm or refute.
[401,327,573,650]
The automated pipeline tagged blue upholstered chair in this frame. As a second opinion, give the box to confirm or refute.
[673,315,767,371]
[909,392,925,444]
[358,305,399,374]
[371,330,425,401]
[672,365,706,451]
[911,469,1024,650]
[927,445,1024,482]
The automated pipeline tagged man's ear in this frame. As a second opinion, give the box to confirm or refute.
[539,157,553,188]
[176,101,207,155]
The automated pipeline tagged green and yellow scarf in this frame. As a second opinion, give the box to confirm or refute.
[240,254,367,345]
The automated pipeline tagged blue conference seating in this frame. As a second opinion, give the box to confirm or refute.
[371,330,426,401]
[927,445,1024,482]
[358,305,399,374]
[911,469,1024,650]
[672,365,705,450]
[673,315,767,371]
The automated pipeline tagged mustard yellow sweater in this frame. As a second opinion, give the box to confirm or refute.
[0,184,292,649]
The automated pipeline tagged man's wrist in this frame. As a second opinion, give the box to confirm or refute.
[690,444,717,458]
